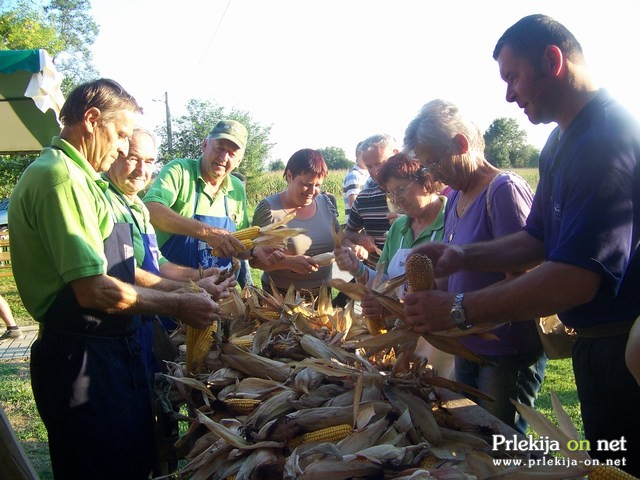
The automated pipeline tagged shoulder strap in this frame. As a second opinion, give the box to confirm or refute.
[485,171,505,226]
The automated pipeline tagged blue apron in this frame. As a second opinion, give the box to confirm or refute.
[110,187,176,367]
[30,221,156,479]
[160,182,237,270]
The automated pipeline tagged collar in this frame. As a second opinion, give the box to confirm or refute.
[52,137,108,192]
[196,157,233,195]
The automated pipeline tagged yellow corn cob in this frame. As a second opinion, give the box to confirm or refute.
[589,465,638,480]
[288,424,353,448]
[185,322,217,373]
[420,454,440,469]
[406,253,435,292]
[212,237,255,257]
[232,225,262,241]
[224,398,261,415]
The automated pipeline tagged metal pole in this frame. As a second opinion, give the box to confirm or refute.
[165,91,173,154]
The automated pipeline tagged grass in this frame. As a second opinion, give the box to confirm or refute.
[0,166,581,475]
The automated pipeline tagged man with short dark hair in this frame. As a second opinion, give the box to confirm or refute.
[9,79,220,479]
[404,15,640,474]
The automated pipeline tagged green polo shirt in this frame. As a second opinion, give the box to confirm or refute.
[102,177,169,269]
[8,137,113,321]
[143,157,249,248]
[377,196,447,274]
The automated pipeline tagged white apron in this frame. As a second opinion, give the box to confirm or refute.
[388,234,456,380]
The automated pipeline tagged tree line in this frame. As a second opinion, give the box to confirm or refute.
[0,1,539,197]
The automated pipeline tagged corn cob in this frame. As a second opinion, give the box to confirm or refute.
[405,253,435,292]
[224,398,261,415]
[288,424,353,448]
[185,322,217,373]
[420,454,440,469]
[589,465,639,480]
[212,227,260,256]
[233,225,262,241]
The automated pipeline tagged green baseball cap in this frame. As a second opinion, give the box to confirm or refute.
[207,120,248,150]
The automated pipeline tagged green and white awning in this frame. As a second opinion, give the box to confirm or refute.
[0,49,65,154]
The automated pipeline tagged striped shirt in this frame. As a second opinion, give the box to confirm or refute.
[342,165,369,216]
[345,180,391,266]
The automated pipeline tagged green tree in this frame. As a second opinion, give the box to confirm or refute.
[0,0,99,94]
[269,159,285,172]
[317,146,351,169]
[484,117,533,168]
[156,98,275,188]
[0,2,63,53]
[0,155,34,197]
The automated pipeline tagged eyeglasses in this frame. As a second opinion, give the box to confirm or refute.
[386,181,415,202]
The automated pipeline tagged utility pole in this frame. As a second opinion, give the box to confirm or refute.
[164,91,173,154]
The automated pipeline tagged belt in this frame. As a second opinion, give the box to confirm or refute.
[573,320,634,338]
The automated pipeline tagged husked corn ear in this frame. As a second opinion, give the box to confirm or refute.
[289,424,353,448]
[589,465,638,480]
[212,238,254,257]
[406,253,435,292]
[224,398,261,414]
[185,322,217,373]
[232,226,262,241]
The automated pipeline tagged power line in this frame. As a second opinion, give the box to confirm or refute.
[198,0,232,65]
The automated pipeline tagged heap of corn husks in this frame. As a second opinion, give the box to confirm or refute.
[161,278,538,480]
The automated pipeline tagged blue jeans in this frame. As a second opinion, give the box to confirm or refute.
[455,348,547,435]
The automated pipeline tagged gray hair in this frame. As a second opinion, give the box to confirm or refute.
[403,99,485,160]
[360,133,397,154]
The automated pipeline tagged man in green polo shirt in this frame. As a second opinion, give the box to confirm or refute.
[144,120,282,272]
[8,79,220,479]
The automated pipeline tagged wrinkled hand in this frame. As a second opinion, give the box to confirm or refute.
[288,255,319,275]
[253,245,286,266]
[197,271,236,300]
[403,290,456,333]
[205,229,247,259]
[334,246,359,274]
[175,289,220,330]
[361,294,385,318]
[411,242,464,277]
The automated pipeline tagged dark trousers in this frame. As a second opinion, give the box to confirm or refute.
[31,329,156,479]
[573,334,640,476]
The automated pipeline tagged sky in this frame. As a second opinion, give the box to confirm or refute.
[90,0,639,163]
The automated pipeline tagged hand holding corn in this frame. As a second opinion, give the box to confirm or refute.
[197,271,236,300]
[206,228,249,258]
[403,253,459,333]
[174,289,220,330]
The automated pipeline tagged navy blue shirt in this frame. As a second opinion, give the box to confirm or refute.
[525,90,640,328]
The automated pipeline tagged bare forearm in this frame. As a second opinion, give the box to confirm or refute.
[146,202,210,241]
[465,261,600,325]
[159,262,201,282]
[72,274,181,317]
[136,268,186,292]
[461,230,544,273]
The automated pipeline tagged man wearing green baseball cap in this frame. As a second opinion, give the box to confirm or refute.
[144,120,282,273]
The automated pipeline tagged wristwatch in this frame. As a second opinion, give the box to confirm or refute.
[450,293,473,330]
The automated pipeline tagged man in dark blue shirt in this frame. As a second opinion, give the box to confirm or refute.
[404,15,640,474]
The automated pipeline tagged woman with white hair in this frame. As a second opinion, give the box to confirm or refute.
[403,99,546,434]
